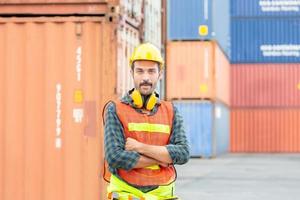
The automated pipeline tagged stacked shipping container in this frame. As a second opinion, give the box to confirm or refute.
[166,0,230,158]
[0,16,117,200]
[143,0,164,97]
[0,0,162,199]
[230,0,300,152]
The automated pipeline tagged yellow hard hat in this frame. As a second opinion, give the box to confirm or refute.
[129,43,164,69]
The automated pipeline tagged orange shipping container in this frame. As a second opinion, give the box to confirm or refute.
[166,41,230,105]
[0,17,118,200]
[0,1,111,15]
[231,109,300,153]
[0,0,143,27]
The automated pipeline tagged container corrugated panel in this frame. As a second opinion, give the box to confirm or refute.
[167,0,230,56]
[212,0,231,58]
[231,18,300,63]
[174,101,229,158]
[231,0,300,17]
[0,0,104,2]
[214,102,230,155]
[144,0,162,49]
[0,0,143,25]
[231,109,300,152]
[167,0,213,40]
[215,43,230,106]
[116,23,139,97]
[231,64,300,107]
[166,41,230,105]
[0,17,117,200]
[119,0,143,26]
[0,0,110,15]
[144,0,163,97]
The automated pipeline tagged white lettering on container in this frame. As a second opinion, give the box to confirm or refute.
[76,46,82,82]
[260,44,300,57]
[73,108,84,123]
[259,0,300,12]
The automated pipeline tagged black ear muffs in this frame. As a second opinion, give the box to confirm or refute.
[131,89,157,111]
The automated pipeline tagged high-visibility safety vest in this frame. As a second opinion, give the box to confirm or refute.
[107,174,178,200]
[115,100,176,187]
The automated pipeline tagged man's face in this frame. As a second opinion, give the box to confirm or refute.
[131,60,162,96]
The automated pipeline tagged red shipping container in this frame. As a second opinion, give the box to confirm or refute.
[231,64,300,107]
[231,108,300,153]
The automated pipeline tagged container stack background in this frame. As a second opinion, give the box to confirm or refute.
[1,1,300,200]
[230,0,300,152]
[166,0,230,158]
[0,1,162,200]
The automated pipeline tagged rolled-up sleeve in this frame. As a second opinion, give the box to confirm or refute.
[104,102,140,171]
[166,106,190,165]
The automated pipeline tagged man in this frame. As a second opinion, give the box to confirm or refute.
[104,43,189,200]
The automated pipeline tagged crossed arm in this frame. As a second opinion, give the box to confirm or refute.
[125,137,172,168]
[104,103,189,171]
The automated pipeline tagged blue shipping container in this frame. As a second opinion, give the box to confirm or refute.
[174,101,229,158]
[231,18,300,63]
[167,0,230,56]
[231,0,300,17]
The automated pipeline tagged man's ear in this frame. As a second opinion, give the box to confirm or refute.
[130,67,134,77]
[158,69,163,80]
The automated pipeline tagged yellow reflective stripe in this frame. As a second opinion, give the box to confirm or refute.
[108,175,176,200]
[144,165,160,170]
[128,123,170,134]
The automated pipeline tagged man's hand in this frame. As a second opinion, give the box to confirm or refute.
[125,137,143,152]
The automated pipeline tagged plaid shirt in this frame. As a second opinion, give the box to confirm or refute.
[104,94,190,192]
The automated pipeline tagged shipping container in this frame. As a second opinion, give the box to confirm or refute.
[119,0,143,27]
[231,64,300,107]
[0,0,104,2]
[144,0,162,49]
[116,23,139,97]
[231,18,300,63]
[231,0,300,17]
[167,0,230,56]
[166,41,230,106]
[0,0,111,15]
[0,0,143,27]
[143,0,164,97]
[0,16,118,200]
[231,108,300,152]
[174,101,229,158]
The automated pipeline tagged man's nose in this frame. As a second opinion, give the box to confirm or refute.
[142,72,150,81]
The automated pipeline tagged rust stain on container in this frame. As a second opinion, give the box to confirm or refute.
[231,108,300,153]
[231,64,300,107]
[166,41,230,105]
[0,17,117,200]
